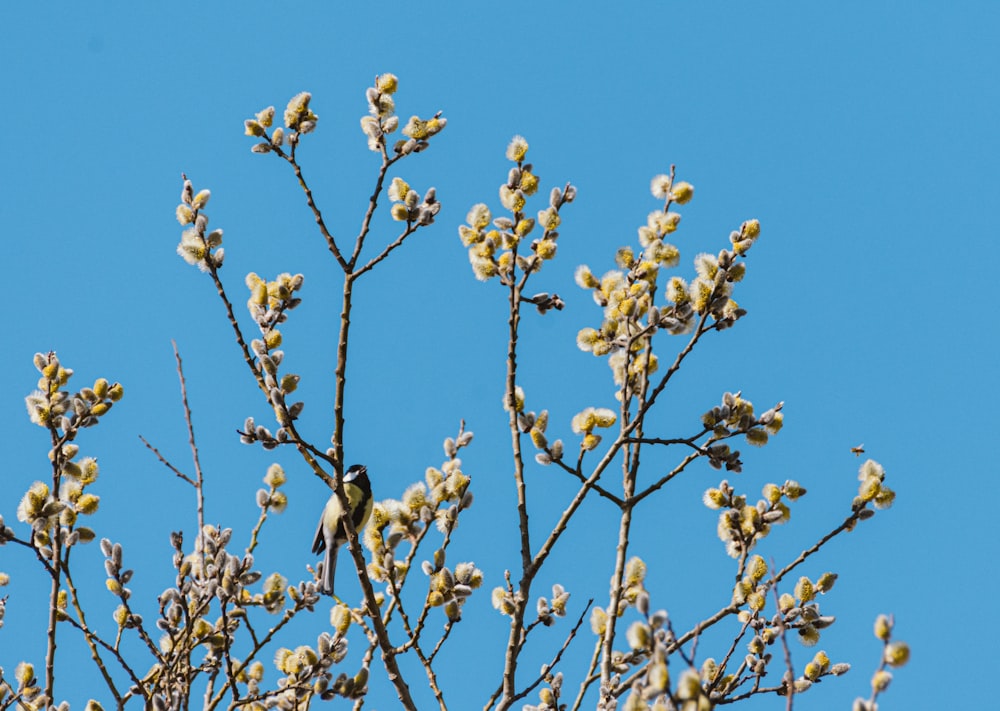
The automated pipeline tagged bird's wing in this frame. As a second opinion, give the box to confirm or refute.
[311,509,327,555]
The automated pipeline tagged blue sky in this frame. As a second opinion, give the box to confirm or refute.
[3,3,997,708]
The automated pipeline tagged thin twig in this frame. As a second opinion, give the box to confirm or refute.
[219,603,240,705]
[273,146,349,271]
[770,510,864,588]
[569,639,603,711]
[348,148,404,269]
[498,247,532,708]
[205,603,311,710]
[508,599,592,705]
[705,615,753,696]
[61,567,135,705]
[549,458,622,506]
[632,451,701,505]
[139,436,195,485]
[172,341,206,543]
[769,563,796,711]
[45,420,63,700]
[599,471,637,684]
[352,222,419,279]
[670,508,868,655]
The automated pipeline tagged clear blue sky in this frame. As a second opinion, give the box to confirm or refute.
[3,3,996,709]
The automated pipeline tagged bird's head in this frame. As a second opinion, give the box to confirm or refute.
[344,464,367,483]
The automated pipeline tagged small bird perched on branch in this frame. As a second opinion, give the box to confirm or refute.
[312,464,373,597]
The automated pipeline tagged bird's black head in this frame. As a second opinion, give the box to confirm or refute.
[344,464,367,483]
[344,466,370,497]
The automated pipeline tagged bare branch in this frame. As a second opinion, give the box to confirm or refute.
[138,435,195,486]
[509,599,593,705]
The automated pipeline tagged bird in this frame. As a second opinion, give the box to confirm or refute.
[312,464,373,597]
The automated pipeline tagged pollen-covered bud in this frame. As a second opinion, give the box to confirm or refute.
[655,211,681,234]
[176,204,195,225]
[371,97,397,123]
[537,208,561,231]
[388,177,410,202]
[732,578,752,605]
[15,662,35,687]
[506,135,529,162]
[626,621,651,651]
[761,483,781,505]
[330,604,352,635]
[691,278,714,314]
[402,114,446,140]
[17,481,51,525]
[798,624,820,646]
[671,181,694,204]
[76,493,100,515]
[858,459,885,481]
[520,170,539,195]
[245,120,266,137]
[675,669,702,700]
[816,572,837,593]
[884,641,910,667]
[804,651,830,680]
[649,241,680,267]
[874,486,896,509]
[471,259,498,281]
[264,330,282,350]
[593,409,616,428]
[625,557,646,586]
[747,555,768,583]
[500,186,526,212]
[533,239,556,261]
[376,73,398,94]
[666,276,690,305]
[703,488,726,509]
[492,587,516,616]
[874,614,892,641]
[467,203,491,229]
[615,247,635,269]
[650,174,672,200]
[192,190,211,210]
[284,91,316,131]
[515,218,535,237]
[762,409,784,434]
[254,106,275,128]
[741,219,761,240]
[778,592,796,613]
[459,226,482,247]
[871,670,892,693]
[794,577,815,603]
[747,590,766,612]
[502,386,525,413]
[575,265,600,289]
[694,252,719,280]
[264,464,286,488]
[590,606,608,635]
[783,481,806,499]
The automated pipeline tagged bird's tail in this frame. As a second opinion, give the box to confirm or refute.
[321,544,338,596]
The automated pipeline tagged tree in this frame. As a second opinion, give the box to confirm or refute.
[2,74,907,710]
